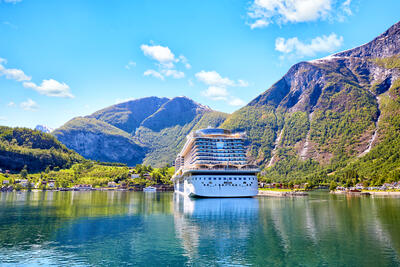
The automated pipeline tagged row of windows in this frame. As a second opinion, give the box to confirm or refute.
[194,160,247,164]
[192,158,247,161]
[191,177,256,181]
[193,144,243,149]
[193,155,246,160]
[201,183,254,187]
[195,138,243,143]
[194,151,245,155]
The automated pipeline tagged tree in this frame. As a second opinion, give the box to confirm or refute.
[329,180,338,191]
[20,165,28,179]
[27,180,33,191]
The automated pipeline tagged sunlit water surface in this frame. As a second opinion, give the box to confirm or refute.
[0,191,399,266]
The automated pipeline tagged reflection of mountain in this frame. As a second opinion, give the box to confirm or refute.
[0,191,186,266]
[173,195,259,265]
[1,191,400,266]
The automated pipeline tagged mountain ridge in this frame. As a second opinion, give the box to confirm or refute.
[53,96,228,166]
[222,20,400,183]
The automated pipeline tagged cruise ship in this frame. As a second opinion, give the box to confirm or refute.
[172,128,259,197]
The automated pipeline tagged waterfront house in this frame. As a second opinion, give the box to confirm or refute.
[2,180,9,185]
[72,184,92,190]
[20,179,29,187]
[131,174,140,179]
[48,180,56,188]
[355,183,364,190]
[107,181,117,187]
[396,182,400,189]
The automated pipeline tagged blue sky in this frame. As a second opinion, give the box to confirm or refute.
[0,0,399,129]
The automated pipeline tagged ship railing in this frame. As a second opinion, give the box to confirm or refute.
[183,164,259,172]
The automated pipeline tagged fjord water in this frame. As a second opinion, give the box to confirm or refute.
[0,192,399,266]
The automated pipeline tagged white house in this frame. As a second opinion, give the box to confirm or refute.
[108,181,117,187]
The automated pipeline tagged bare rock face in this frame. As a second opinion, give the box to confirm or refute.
[53,97,226,166]
[59,131,145,165]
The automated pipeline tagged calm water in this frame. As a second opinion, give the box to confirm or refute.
[0,191,399,266]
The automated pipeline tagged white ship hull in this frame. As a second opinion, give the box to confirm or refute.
[174,173,258,198]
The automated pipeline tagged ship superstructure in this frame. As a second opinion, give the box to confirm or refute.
[172,128,259,197]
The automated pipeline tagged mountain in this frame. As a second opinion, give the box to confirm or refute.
[0,126,84,172]
[53,96,228,166]
[53,117,146,166]
[53,21,400,184]
[34,125,53,134]
[222,21,400,182]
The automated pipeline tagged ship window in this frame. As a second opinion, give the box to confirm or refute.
[239,178,241,180]
[219,178,221,180]
[234,178,237,180]
[244,178,246,180]
[229,178,232,180]
[224,178,226,180]
[213,178,216,180]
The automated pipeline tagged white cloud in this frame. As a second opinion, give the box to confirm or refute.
[250,19,269,29]
[0,116,6,121]
[162,69,185,79]
[141,44,175,64]
[228,97,246,107]
[20,99,38,111]
[0,57,74,98]
[0,59,31,82]
[7,101,16,107]
[275,33,343,58]
[143,69,164,80]
[140,43,190,80]
[195,70,249,87]
[179,55,191,69]
[196,70,248,107]
[188,79,194,87]
[125,61,136,70]
[4,0,22,3]
[248,0,352,28]
[341,0,352,15]
[201,86,229,101]
[23,79,74,98]
[195,70,235,87]
[237,79,249,87]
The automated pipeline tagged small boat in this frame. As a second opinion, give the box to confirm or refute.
[143,186,157,192]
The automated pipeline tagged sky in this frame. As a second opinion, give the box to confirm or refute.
[0,0,399,129]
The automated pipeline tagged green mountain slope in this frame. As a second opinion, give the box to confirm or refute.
[0,126,84,172]
[54,96,228,167]
[222,21,400,184]
[88,96,169,134]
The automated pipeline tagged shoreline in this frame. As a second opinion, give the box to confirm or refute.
[0,187,174,193]
[257,190,308,197]
[331,190,400,196]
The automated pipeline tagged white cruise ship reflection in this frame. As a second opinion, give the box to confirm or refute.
[173,194,259,263]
